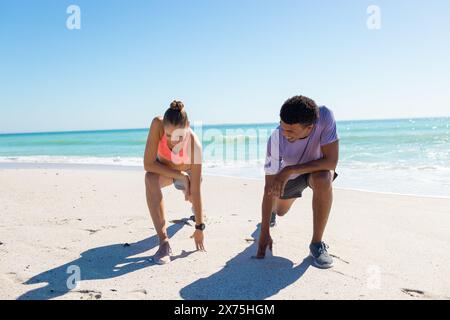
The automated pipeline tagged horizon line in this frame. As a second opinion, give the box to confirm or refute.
[0,115,448,136]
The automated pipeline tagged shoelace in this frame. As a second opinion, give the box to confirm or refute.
[318,242,329,255]
[164,243,172,255]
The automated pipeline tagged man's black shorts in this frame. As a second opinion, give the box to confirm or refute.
[280,171,338,200]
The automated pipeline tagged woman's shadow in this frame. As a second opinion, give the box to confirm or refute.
[180,224,312,300]
[18,222,193,300]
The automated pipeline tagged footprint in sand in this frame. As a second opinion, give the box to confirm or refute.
[6,272,25,284]
[129,289,147,296]
[54,219,69,225]
[101,225,119,230]
[331,269,358,280]
[124,218,134,225]
[329,254,350,264]
[71,290,102,300]
[401,288,426,298]
[84,229,101,235]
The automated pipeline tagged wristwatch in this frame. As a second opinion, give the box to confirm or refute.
[195,223,206,231]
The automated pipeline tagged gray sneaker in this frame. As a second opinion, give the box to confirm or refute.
[270,212,277,228]
[309,242,333,269]
[151,241,172,265]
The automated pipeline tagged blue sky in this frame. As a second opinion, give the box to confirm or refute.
[1,0,449,133]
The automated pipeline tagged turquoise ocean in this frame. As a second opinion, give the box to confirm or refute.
[1,117,449,198]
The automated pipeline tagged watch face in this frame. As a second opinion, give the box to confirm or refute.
[196,224,205,230]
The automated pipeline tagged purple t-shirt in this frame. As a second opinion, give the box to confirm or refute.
[264,106,339,178]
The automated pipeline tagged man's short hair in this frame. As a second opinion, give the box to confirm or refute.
[280,95,319,125]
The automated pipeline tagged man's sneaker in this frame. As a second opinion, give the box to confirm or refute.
[309,242,333,269]
[270,212,277,228]
[151,241,172,265]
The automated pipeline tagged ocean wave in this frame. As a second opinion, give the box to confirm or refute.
[0,156,144,167]
[1,155,450,197]
[338,161,450,172]
[0,156,266,168]
[2,155,449,172]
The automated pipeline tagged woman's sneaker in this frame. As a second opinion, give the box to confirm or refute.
[270,212,277,227]
[151,241,172,265]
[309,242,333,269]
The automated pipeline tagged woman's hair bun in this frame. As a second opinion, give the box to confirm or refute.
[164,100,188,126]
[170,100,184,111]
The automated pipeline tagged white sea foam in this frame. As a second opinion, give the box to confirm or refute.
[1,155,449,198]
[0,156,143,167]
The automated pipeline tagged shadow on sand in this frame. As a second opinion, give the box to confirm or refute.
[18,222,194,300]
[180,224,312,300]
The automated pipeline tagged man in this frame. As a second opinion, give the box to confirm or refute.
[255,95,339,269]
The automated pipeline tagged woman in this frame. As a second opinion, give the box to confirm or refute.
[143,100,205,264]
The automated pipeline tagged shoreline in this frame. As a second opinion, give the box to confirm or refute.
[1,161,449,200]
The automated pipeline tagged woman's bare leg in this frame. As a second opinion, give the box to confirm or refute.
[144,172,173,243]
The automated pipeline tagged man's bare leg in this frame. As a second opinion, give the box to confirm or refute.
[256,175,297,257]
[269,197,296,227]
[308,171,333,244]
[273,198,297,217]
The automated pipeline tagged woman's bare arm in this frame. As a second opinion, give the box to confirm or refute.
[189,133,203,222]
[143,117,187,181]
[188,134,205,251]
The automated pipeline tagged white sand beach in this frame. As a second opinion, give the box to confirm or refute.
[0,167,449,300]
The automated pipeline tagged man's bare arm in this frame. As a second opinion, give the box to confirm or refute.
[284,140,339,176]
[269,140,339,197]
[255,175,276,259]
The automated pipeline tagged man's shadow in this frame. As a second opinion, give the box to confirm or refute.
[180,224,312,300]
[18,222,193,300]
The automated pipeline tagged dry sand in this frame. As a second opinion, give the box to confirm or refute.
[0,167,449,300]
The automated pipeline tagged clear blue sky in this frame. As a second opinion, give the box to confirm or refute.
[1,0,449,133]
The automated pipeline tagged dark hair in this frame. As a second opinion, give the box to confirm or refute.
[163,100,188,127]
[280,95,319,125]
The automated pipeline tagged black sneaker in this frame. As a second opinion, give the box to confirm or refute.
[309,242,333,269]
[270,212,277,227]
